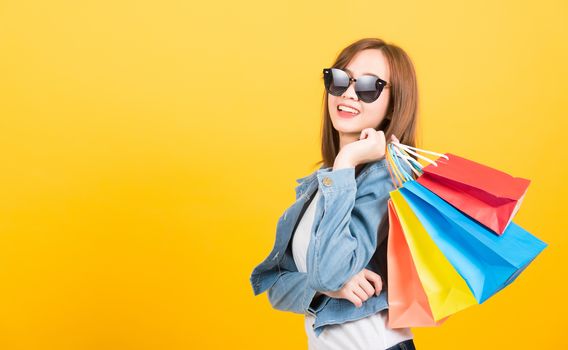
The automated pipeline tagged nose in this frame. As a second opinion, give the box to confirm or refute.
[341,79,359,101]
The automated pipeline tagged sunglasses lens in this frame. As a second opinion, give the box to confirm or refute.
[324,68,350,96]
[323,68,386,103]
[355,76,382,103]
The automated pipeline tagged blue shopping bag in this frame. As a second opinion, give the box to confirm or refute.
[398,180,548,304]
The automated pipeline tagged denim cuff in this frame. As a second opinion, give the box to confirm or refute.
[316,166,356,193]
[304,287,331,317]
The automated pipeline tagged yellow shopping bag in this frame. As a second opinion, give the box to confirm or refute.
[390,190,478,321]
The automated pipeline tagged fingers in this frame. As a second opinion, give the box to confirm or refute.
[360,128,374,140]
[357,277,376,298]
[360,128,383,141]
[346,290,364,308]
[342,270,382,308]
[363,269,383,295]
[351,284,371,305]
[390,134,400,144]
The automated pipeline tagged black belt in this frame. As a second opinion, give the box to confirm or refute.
[385,339,416,350]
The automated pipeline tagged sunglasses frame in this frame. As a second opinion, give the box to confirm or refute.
[323,67,391,103]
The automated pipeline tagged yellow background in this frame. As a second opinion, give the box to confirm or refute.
[1,0,566,348]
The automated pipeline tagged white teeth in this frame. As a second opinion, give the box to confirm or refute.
[338,105,359,114]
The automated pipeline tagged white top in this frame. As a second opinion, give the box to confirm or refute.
[292,188,414,350]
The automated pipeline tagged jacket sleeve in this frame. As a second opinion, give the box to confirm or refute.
[267,269,330,315]
[306,165,393,292]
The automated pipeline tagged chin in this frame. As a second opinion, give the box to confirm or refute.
[331,117,360,131]
[333,125,362,135]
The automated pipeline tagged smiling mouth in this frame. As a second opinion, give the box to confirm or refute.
[337,105,360,115]
[337,106,360,118]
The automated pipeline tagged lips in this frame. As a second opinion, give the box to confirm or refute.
[336,104,360,118]
[337,109,358,119]
[337,104,360,114]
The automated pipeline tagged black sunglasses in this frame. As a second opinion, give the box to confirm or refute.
[323,68,390,103]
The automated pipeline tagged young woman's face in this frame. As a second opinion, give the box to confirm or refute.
[328,49,391,136]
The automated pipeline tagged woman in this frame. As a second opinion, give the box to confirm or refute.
[250,37,419,349]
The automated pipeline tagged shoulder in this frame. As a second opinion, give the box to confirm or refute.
[356,159,389,184]
[355,158,400,200]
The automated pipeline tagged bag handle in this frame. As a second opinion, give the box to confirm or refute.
[386,144,404,188]
[392,143,449,167]
[385,142,449,188]
[391,145,422,177]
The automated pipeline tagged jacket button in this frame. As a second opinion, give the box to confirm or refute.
[322,177,333,186]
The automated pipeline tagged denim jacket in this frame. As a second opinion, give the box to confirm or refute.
[249,158,401,337]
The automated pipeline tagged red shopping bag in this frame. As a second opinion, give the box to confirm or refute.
[386,200,447,328]
[416,153,530,235]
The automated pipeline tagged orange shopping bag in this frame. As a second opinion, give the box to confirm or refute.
[386,199,448,329]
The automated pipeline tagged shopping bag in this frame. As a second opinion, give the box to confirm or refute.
[415,152,530,235]
[389,190,478,321]
[386,199,448,328]
[399,180,548,303]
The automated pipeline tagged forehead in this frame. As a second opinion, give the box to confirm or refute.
[344,49,389,80]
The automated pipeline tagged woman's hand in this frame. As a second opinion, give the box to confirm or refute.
[320,268,383,308]
[334,129,400,169]
[390,133,400,144]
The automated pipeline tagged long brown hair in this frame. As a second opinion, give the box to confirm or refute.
[315,37,421,287]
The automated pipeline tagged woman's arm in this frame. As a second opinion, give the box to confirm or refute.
[267,269,329,314]
[306,165,392,292]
